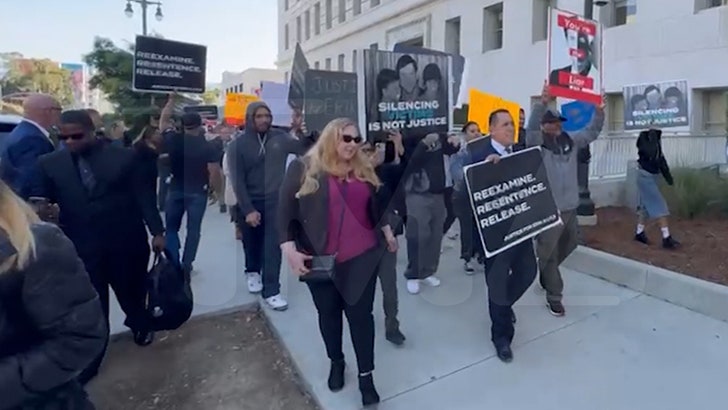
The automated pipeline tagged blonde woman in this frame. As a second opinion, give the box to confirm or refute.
[0,181,107,409]
[278,118,397,407]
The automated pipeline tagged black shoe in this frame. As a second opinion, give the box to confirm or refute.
[495,344,513,363]
[358,373,380,406]
[385,327,406,346]
[327,360,345,392]
[662,236,680,249]
[547,300,566,317]
[133,330,154,346]
[634,232,649,244]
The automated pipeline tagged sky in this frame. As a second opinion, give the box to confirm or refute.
[0,0,279,83]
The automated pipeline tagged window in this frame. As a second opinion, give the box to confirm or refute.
[314,3,321,34]
[606,92,625,132]
[369,42,378,50]
[304,10,311,40]
[445,17,461,55]
[338,53,345,70]
[284,24,289,49]
[532,0,553,42]
[314,61,320,69]
[697,0,728,12]
[702,89,727,133]
[602,0,629,27]
[325,0,332,29]
[325,57,332,70]
[352,50,357,70]
[482,2,504,52]
[371,0,380,7]
[338,0,346,22]
[285,0,289,10]
[354,0,362,15]
[296,15,302,43]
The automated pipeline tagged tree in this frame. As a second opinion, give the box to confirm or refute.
[202,88,220,105]
[0,57,73,106]
[83,37,160,122]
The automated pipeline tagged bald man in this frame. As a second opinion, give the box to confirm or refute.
[0,93,61,198]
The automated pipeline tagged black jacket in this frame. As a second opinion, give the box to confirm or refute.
[277,157,392,254]
[637,128,673,185]
[0,223,107,410]
[401,133,460,195]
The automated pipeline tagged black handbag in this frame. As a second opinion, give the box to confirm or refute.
[146,249,194,331]
[299,182,348,283]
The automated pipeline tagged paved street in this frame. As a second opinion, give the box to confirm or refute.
[109,210,728,410]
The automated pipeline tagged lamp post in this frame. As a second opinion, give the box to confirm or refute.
[124,0,163,36]
[576,0,606,224]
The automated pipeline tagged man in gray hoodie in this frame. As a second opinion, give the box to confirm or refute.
[526,82,605,317]
[227,101,304,311]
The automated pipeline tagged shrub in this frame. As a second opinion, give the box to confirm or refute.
[660,167,728,219]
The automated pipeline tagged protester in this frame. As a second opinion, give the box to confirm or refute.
[634,128,680,248]
[465,109,537,363]
[362,133,406,345]
[401,130,461,294]
[33,110,165,383]
[227,101,304,311]
[0,180,107,410]
[85,108,105,138]
[278,117,396,407]
[0,93,61,199]
[160,95,223,276]
[526,82,605,316]
[450,121,483,273]
[131,124,165,219]
[514,107,527,151]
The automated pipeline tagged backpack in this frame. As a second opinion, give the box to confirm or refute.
[146,250,193,331]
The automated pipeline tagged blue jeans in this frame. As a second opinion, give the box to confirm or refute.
[240,200,282,298]
[165,190,207,270]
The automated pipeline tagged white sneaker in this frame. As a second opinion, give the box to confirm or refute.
[264,294,288,311]
[406,280,420,294]
[246,272,263,294]
[422,276,441,287]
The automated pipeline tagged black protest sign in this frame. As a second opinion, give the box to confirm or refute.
[133,36,207,94]
[464,147,561,257]
[184,105,219,120]
[288,43,310,110]
[303,70,358,133]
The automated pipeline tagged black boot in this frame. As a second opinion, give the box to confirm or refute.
[385,326,406,346]
[327,360,345,392]
[662,236,680,249]
[358,373,380,406]
[634,232,649,244]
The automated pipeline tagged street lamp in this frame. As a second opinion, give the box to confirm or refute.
[124,0,163,36]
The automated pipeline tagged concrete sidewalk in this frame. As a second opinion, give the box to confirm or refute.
[109,211,728,409]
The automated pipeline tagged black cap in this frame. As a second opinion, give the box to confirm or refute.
[181,112,202,129]
[541,109,567,124]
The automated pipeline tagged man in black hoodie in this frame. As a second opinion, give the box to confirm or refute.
[227,101,304,311]
[401,131,461,295]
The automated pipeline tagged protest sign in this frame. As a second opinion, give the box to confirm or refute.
[559,100,595,132]
[303,70,358,134]
[184,105,219,121]
[224,93,258,126]
[467,89,520,142]
[392,44,467,107]
[623,80,689,130]
[547,8,602,105]
[360,49,451,141]
[133,36,207,94]
[288,43,310,111]
[260,81,291,127]
[464,147,561,257]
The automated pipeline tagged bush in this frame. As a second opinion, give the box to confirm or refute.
[660,167,728,219]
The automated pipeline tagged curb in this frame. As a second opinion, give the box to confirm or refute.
[563,246,728,323]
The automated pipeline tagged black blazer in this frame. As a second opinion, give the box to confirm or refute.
[35,143,164,260]
[277,157,391,256]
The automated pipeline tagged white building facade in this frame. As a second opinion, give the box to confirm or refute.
[276,0,728,134]
[220,68,286,105]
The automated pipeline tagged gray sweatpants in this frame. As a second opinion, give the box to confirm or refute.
[536,210,578,302]
[404,192,446,280]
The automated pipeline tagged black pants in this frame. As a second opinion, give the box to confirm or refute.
[240,200,282,298]
[442,187,456,234]
[306,254,378,374]
[78,244,151,383]
[483,241,537,347]
[453,189,476,261]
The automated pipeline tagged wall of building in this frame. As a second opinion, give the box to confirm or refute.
[276,0,728,134]
[220,68,285,104]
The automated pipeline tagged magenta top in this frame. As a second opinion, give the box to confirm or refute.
[324,176,378,262]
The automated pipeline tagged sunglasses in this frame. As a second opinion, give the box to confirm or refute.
[342,134,363,144]
[58,132,86,141]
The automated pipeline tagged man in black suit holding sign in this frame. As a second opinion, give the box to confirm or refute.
[464,109,537,363]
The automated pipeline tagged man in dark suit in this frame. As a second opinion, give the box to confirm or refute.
[0,93,61,199]
[34,110,165,383]
[465,109,537,363]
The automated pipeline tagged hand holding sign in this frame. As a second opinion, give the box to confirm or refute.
[541,80,555,105]
[485,154,501,164]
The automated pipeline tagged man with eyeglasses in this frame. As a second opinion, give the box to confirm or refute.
[0,93,61,199]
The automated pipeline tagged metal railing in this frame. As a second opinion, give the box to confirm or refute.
[589,134,728,179]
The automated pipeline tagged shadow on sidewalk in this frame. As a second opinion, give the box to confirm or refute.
[86,310,319,410]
